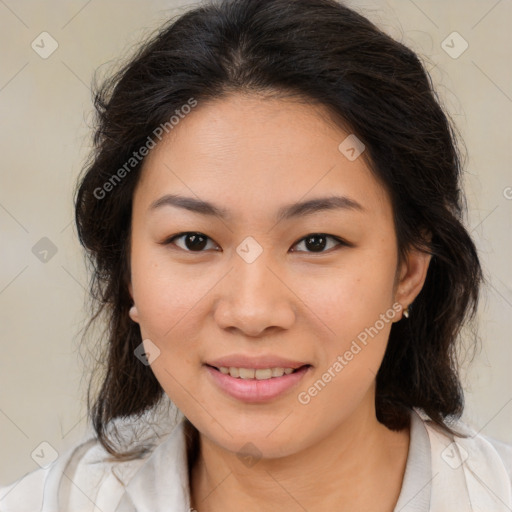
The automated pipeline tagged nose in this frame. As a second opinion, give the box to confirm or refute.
[213,248,296,337]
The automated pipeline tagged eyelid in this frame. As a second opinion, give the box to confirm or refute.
[161,232,351,253]
[161,232,220,251]
[290,234,350,252]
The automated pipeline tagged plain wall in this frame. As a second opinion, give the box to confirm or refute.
[0,0,511,485]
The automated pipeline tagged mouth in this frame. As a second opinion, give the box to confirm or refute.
[205,364,311,380]
[204,364,312,402]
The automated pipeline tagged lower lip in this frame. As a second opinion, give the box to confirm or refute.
[205,365,311,403]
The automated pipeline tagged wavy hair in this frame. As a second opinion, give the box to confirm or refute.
[75,0,482,459]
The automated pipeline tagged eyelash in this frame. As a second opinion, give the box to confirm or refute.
[161,232,349,254]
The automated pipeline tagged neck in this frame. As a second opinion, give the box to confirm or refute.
[189,399,411,512]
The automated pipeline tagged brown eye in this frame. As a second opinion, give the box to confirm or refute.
[165,232,219,252]
[291,234,346,253]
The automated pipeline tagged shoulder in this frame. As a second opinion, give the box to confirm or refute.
[482,434,512,482]
[0,436,152,511]
[420,411,512,496]
[399,409,512,511]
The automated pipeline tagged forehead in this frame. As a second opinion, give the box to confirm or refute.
[134,93,392,223]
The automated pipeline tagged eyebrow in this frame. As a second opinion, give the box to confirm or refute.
[149,193,365,222]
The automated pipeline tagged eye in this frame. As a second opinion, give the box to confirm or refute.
[162,232,348,254]
[290,233,347,253]
[163,232,219,252]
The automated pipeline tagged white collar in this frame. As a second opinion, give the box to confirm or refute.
[110,409,512,512]
[114,419,192,511]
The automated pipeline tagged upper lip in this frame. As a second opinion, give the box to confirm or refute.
[205,355,310,370]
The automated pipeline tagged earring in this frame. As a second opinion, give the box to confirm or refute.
[403,305,410,319]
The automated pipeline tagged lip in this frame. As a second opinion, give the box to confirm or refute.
[204,364,311,403]
[205,355,309,370]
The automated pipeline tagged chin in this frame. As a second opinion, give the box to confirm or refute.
[192,411,312,459]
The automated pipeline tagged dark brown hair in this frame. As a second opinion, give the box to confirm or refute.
[75,0,482,459]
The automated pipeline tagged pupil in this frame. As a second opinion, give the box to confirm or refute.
[305,235,326,252]
[185,233,207,251]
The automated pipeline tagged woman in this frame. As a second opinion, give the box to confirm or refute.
[1,0,511,510]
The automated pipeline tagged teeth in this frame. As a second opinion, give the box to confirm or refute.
[238,368,255,379]
[255,369,272,380]
[217,366,299,379]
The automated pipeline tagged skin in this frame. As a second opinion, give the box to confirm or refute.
[128,93,432,512]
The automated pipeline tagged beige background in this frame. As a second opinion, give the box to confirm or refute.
[0,0,511,485]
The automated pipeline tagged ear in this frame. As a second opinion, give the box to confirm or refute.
[129,304,140,323]
[394,245,432,320]
[128,283,140,323]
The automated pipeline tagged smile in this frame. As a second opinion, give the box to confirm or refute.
[216,366,296,379]
[205,364,311,402]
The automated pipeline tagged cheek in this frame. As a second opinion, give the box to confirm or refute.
[131,256,204,404]
[130,245,214,338]
[295,245,397,382]
[294,275,395,426]
[300,245,397,329]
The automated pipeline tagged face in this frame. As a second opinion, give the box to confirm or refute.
[128,93,430,458]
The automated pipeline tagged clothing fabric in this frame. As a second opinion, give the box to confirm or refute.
[1,409,511,511]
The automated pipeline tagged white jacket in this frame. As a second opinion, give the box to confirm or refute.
[1,409,511,511]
